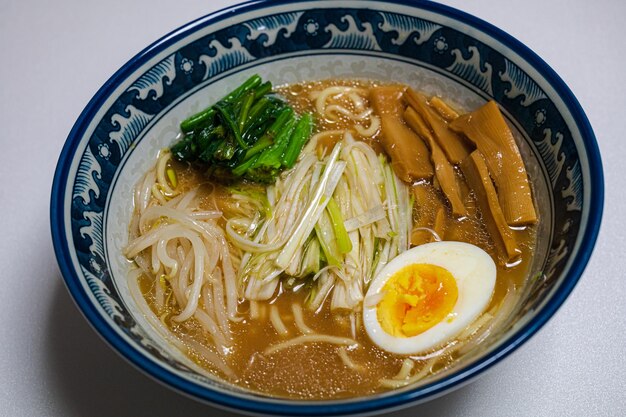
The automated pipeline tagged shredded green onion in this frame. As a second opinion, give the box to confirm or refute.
[166,168,178,188]
[326,197,352,254]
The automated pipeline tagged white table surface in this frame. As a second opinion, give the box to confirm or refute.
[1,0,624,416]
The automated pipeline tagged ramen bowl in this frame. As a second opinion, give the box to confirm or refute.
[50,0,603,415]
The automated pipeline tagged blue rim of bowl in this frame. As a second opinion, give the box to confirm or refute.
[50,0,604,415]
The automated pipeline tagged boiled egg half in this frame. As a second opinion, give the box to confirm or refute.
[363,241,496,355]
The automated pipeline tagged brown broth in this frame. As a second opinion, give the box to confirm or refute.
[138,79,537,400]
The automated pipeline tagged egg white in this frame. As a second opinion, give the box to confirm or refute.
[363,241,496,355]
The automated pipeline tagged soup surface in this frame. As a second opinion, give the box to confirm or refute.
[128,78,537,399]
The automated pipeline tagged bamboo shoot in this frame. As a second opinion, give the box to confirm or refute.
[460,150,520,263]
[370,86,434,181]
[430,96,459,122]
[404,106,467,217]
[405,88,472,164]
[450,101,537,225]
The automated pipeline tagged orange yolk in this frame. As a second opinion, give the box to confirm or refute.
[376,264,459,337]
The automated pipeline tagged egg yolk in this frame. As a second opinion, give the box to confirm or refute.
[376,263,459,337]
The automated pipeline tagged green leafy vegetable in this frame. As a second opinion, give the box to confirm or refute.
[170,74,314,184]
[282,112,314,168]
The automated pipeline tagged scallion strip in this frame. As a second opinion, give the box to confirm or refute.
[275,143,345,269]
[326,197,352,254]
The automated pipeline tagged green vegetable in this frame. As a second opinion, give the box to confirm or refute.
[166,168,178,188]
[170,74,314,184]
[300,237,321,276]
[237,91,255,132]
[326,197,352,254]
[315,221,341,267]
[244,106,293,160]
[179,109,215,134]
[245,108,295,183]
[214,102,247,149]
[180,75,262,133]
[282,113,314,168]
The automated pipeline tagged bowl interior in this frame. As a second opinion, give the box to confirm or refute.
[53,1,601,414]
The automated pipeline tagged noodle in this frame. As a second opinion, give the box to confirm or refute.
[193,308,228,349]
[175,187,197,210]
[154,274,165,311]
[150,241,161,275]
[156,238,178,275]
[326,104,372,121]
[354,115,380,137]
[202,281,215,321]
[337,347,363,372]
[210,268,230,337]
[249,300,260,320]
[127,268,234,379]
[313,86,365,116]
[379,357,436,388]
[155,150,178,197]
[127,270,177,345]
[348,92,366,110]
[264,334,358,355]
[410,226,442,242]
[151,183,168,205]
[137,171,155,214]
[172,232,205,322]
[270,305,289,336]
[173,247,192,307]
[392,359,415,380]
[292,303,313,334]
[181,335,235,379]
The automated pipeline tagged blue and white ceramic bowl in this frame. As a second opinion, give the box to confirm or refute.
[50,1,603,415]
